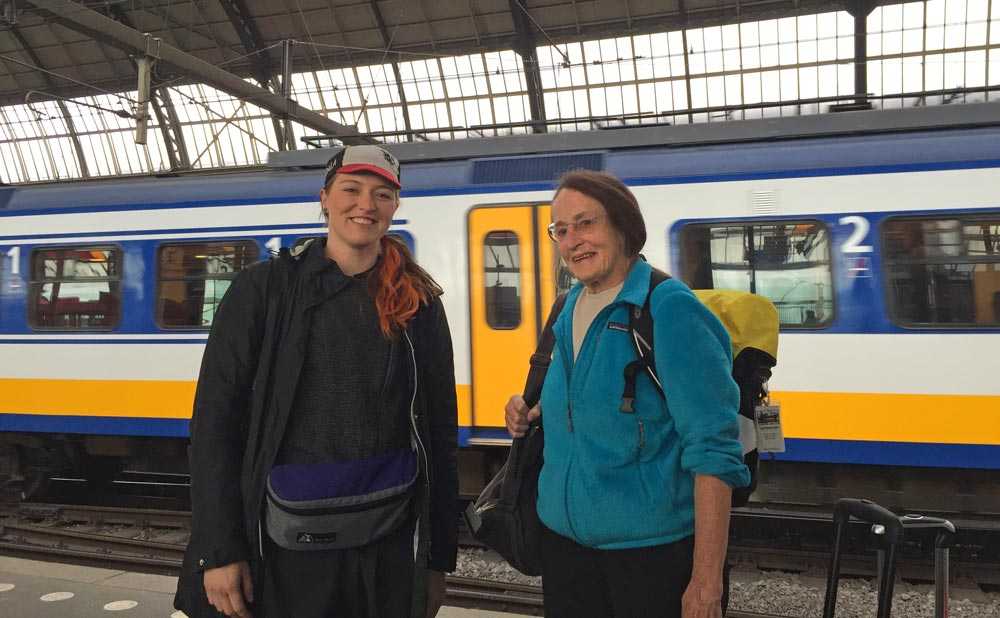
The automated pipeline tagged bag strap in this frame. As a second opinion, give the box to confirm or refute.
[621,266,670,413]
[522,292,569,416]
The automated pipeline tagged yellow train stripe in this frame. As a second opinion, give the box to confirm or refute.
[0,378,196,419]
[2,379,994,447]
[456,384,472,428]
[0,379,474,425]
[773,390,1000,445]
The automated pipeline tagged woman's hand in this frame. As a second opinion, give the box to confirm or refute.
[204,561,254,618]
[504,395,541,438]
[681,576,723,618]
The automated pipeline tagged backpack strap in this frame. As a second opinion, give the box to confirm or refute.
[621,267,670,413]
[522,293,569,423]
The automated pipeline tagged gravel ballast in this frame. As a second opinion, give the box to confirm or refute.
[455,548,1000,617]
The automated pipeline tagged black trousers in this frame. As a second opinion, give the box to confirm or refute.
[261,519,415,618]
[540,525,695,618]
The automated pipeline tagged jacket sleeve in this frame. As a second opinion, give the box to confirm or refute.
[652,285,750,489]
[423,298,459,572]
[188,265,268,570]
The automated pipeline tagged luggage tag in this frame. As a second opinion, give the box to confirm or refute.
[754,399,785,453]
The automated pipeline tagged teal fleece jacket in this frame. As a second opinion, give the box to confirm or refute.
[536,259,750,550]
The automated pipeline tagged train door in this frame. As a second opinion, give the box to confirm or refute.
[467,205,556,440]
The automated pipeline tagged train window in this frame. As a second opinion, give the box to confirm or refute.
[680,221,834,327]
[883,217,1000,327]
[156,241,259,328]
[484,231,522,329]
[29,246,122,330]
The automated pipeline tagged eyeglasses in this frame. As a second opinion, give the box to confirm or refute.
[547,214,605,243]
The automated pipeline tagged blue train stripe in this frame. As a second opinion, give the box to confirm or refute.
[456,429,1000,470]
[0,195,318,218]
[4,158,1000,217]
[0,414,190,438]
[0,220,408,242]
[774,438,1000,470]
[4,416,998,470]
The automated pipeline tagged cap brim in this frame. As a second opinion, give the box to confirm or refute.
[337,163,400,189]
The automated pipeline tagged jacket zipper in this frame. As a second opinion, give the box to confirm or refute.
[403,330,430,563]
[637,419,646,454]
[403,331,429,493]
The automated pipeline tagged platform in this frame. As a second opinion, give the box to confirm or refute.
[0,556,524,617]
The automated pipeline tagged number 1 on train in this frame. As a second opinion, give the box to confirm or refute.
[4,246,18,275]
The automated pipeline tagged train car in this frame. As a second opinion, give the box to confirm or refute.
[1,103,998,513]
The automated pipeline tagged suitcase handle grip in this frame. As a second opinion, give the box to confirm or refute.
[834,498,904,542]
[900,514,956,548]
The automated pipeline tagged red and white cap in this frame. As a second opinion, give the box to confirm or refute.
[324,145,401,189]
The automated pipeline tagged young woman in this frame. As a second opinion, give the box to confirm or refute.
[505,170,748,618]
[175,145,458,618]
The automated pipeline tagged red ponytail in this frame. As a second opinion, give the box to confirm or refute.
[372,236,442,337]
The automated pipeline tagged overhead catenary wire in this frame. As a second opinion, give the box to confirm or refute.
[0,53,137,106]
[24,89,133,119]
[512,0,571,66]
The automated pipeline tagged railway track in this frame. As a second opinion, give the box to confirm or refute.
[0,502,190,570]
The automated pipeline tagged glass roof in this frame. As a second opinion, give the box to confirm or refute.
[2,0,998,184]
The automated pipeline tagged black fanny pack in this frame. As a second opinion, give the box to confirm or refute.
[265,449,418,551]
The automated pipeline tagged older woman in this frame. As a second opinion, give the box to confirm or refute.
[505,170,748,618]
[175,145,458,618]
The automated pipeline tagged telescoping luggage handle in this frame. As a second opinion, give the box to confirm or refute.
[822,498,956,618]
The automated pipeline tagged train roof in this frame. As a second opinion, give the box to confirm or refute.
[271,100,1000,169]
[2,101,1000,215]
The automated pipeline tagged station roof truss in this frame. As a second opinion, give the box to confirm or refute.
[0,0,998,183]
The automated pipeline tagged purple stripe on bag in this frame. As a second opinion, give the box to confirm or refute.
[268,449,416,501]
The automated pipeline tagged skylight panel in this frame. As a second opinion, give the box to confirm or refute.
[798,14,819,63]
[0,143,23,182]
[966,0,988,45]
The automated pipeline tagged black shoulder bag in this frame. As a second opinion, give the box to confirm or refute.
[462,293,567,576]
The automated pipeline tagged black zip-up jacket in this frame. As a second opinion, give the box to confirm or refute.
[174,243,458,617]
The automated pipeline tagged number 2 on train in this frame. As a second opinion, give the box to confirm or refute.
[4,246,18,275]
[838,216,873,254]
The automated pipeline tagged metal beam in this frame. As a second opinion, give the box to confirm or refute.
[9,25,90,177]
[24,0,372,144]
[509,0,547,133]
[103,3,190,170]
[217,0,293,150]
[370,0,413,141]
[679,0,695,123]
[150,86,191,170]
[848,0,876,106]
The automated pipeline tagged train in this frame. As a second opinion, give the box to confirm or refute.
[1,102,998,514]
